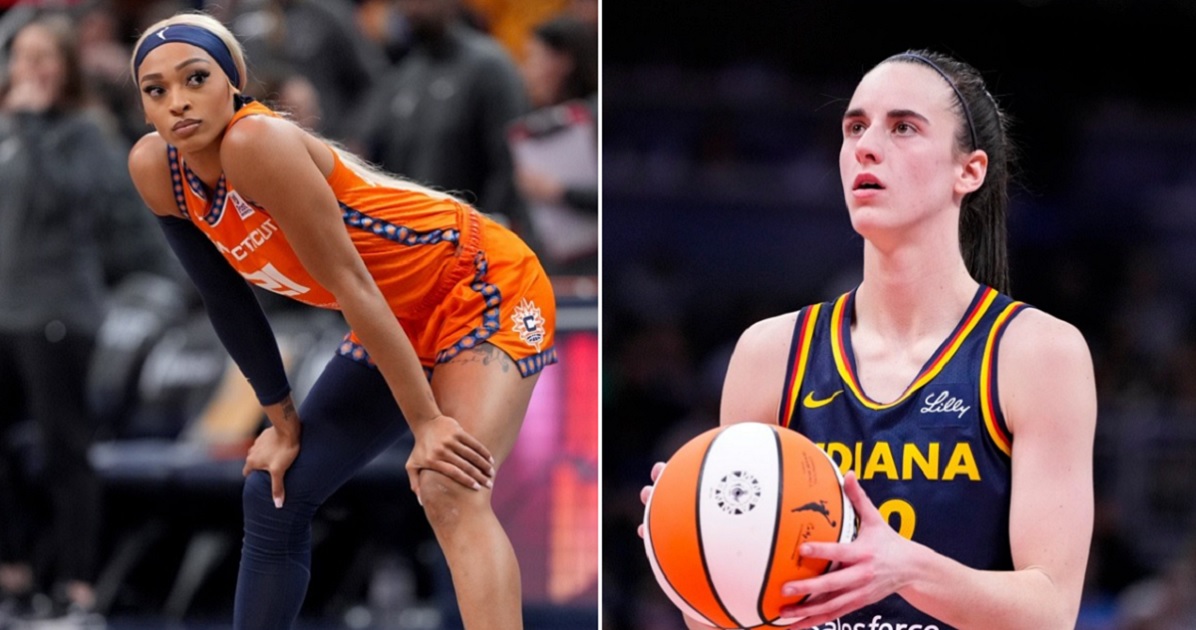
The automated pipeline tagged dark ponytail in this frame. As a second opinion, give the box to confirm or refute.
[883,50,1015,295]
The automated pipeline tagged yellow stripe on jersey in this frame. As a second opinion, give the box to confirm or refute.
[980,301,1023,458]
[781,303,822,427]
[832,287,999,410]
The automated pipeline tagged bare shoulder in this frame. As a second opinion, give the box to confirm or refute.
[220,115,301,165]
[1001,307,1093,375]
[998,307,1096,435]
[127,132,179,218]
[720,310,802,426]
[733,311,800,363]
[220,115,330,183]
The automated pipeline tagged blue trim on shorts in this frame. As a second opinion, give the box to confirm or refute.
[434,250,501,364]
[515,346,558,377]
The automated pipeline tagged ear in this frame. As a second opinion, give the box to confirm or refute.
[956,149,989,195]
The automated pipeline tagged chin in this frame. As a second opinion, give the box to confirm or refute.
[847,205,901,239]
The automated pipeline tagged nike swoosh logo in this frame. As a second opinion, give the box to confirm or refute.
[157,27,169,40]
[803,390,843,408]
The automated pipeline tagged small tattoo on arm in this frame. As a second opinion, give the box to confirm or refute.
[282,400,299,424]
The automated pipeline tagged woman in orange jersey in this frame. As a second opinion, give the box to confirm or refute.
[642,50,1097,630]
[126,12,555,629]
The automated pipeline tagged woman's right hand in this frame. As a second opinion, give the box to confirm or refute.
[407,414,496,504]
[637,461,667,538]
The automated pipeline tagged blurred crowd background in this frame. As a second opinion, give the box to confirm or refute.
[602,1,1196,629]
[0,0,596,627]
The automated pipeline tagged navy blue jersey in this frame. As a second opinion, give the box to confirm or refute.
[779,285,1028,630]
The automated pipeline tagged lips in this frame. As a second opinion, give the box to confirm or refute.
[853,173,883,190]
[172,119,201,138]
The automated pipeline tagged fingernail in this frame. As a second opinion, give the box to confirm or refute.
[782,586,796,596]
[472,481,481,490]
[800,544,811,555]
[417,495,423,507]
[485,479,493,489]
[274,498,283,509]
[490,467,496,476]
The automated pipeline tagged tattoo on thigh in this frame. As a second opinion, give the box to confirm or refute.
[463,344,514,373]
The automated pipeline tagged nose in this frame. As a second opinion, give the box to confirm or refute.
[168,90,190,116]
[853,125,882,164]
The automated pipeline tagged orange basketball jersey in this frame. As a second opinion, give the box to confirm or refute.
[166,101,556,376]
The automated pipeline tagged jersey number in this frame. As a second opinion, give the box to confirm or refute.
[243,263,310,297]
[877,498,917,539]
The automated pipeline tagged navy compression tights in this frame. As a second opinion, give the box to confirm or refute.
[234,354,407,630]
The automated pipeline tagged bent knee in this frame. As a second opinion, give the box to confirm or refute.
[417,468,492,529]
[242,470,282,517]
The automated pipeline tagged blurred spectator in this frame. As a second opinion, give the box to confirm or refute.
[460,0,566,63]
[566,0,597,30]
[0,10,173,624]
[76,0,140,143]
[225,0,386,141]
[353,0,534,250]
[508,14,597,275]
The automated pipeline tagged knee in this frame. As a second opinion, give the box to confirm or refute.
[418,469,491,532]
[242,470,291,521]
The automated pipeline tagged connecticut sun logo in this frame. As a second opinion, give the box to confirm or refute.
[511,298,545,351]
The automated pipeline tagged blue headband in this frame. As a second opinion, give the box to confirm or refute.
[134,24,240,88]
[891,53,978,151]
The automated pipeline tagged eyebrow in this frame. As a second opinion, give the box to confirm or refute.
[138,57,211,83]
[842,108,931,125]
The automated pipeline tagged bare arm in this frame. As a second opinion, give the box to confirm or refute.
[719,311,799,427]
[219,117,494,492]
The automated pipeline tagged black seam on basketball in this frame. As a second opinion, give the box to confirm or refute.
[697,429,744,629]
[758,427,784,624]
[646,487,719,628]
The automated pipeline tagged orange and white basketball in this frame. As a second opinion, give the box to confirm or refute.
[642,422,856,629]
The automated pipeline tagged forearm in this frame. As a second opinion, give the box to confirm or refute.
[262,395,301,442]
[899,542,1077,630]
[335,283,441,429]
[155,215,291,405]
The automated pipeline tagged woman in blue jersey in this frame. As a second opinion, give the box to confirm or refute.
[643,50,1096,629]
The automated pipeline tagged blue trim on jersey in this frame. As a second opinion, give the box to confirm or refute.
[166,145,230,225]
[340,205,460,246]
[165,145,190,218]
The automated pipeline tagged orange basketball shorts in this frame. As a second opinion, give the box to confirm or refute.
[340,213,557,378]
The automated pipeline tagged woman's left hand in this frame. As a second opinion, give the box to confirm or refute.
[778,472,914,627]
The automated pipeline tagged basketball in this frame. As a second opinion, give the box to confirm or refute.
[642,422,856,629]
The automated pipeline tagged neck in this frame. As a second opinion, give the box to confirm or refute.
[180,138,225,187]
[855,228,979,343]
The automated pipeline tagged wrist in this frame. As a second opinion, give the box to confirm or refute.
[895,537,934,598]
[264,396,302,440]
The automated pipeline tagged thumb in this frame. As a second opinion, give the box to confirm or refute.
[271,469,285,509]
